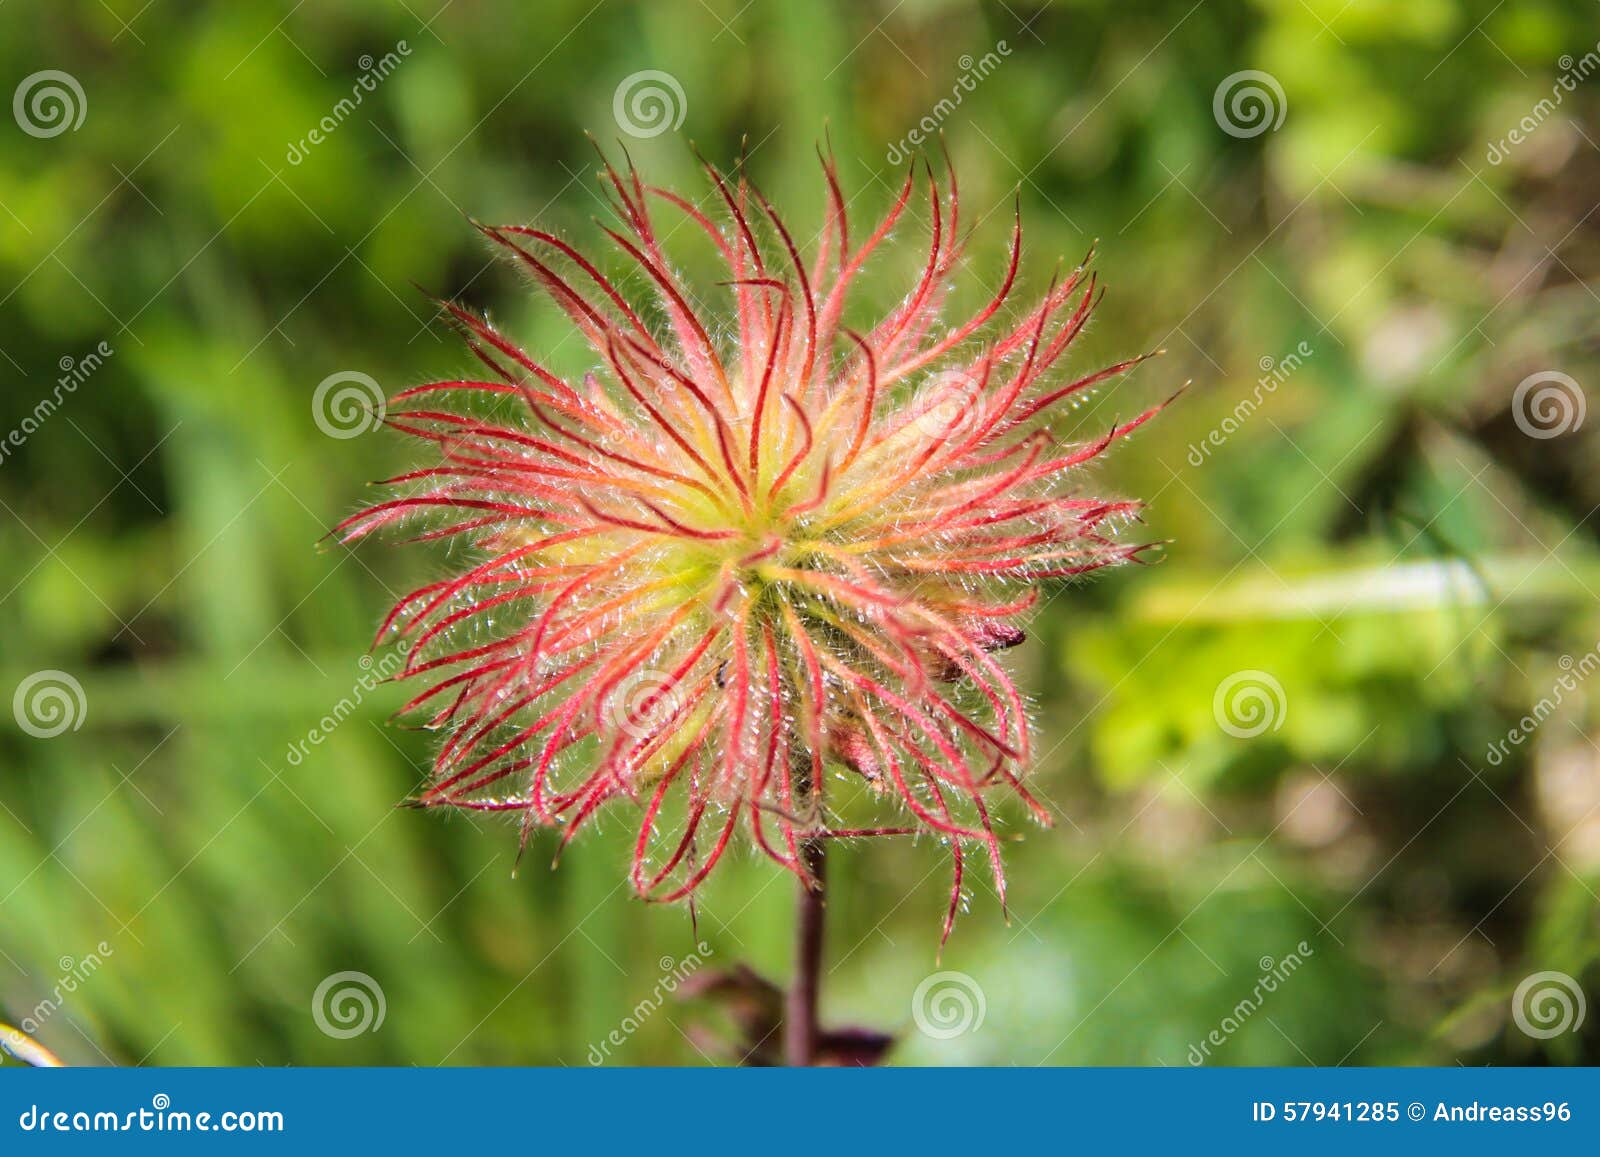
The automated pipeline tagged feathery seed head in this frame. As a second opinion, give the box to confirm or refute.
[339,148,1165,939]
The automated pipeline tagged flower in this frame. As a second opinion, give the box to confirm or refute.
[339,149,1164,938]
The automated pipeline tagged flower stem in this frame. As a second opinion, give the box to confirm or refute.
[785,837,827,1067]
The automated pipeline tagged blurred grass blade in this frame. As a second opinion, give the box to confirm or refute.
[1130,555,1600,623]
[1,1023,65,1067]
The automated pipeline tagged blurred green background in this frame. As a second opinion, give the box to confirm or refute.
[3,0,1599,1066]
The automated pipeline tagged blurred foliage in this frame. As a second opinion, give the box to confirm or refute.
[2,0,1599,1066]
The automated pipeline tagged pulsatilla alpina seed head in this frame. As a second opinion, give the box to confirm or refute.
[339,148,1164,939]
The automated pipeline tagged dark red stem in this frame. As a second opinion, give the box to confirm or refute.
[785,838,827,1066]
